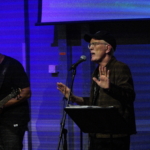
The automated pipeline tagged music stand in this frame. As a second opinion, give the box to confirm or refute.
[65,105,129,149]
[64,105,128,134]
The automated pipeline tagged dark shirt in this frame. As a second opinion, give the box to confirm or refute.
[0,56,30,126]
[84,57,136,135]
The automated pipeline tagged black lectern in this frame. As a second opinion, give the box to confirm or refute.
[64,105,128,134]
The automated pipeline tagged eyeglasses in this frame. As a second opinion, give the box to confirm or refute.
[88,42,108,49]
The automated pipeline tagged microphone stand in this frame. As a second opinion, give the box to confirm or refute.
[57,68,77,150]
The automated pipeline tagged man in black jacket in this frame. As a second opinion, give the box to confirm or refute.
[57,31,136,150]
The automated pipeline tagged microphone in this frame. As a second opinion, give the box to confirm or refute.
[69,55,86,70]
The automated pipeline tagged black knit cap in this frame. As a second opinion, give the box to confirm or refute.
[84,31,117,51]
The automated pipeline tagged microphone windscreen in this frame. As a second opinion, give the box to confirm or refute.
[80,55,86,61]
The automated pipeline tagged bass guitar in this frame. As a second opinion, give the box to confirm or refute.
[0,88,20,108]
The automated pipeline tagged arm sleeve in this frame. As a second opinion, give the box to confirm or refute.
[83,97,90,105]
[10,60,30,89]
[104,64,135,103]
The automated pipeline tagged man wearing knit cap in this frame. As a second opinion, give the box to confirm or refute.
[57,30,136,150]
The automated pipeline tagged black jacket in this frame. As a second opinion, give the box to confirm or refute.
[84,57,136,135]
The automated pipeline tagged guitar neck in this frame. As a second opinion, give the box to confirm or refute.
[0,93,12,107]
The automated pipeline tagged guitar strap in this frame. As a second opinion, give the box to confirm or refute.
[0,57,10,89]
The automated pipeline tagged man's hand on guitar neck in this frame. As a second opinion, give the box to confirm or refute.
[3,87,31,108]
